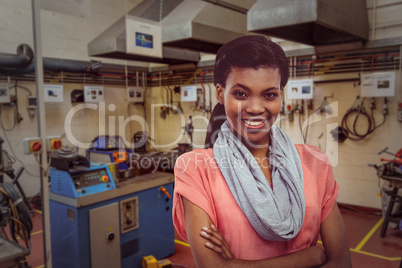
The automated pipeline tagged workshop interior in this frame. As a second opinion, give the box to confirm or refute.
[0,0,401,267]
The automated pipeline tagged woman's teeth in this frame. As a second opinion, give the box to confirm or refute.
[244,120,264,126]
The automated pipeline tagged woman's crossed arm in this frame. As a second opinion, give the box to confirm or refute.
[182,197,349,268]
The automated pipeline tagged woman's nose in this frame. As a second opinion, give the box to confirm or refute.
[245,98,265,114]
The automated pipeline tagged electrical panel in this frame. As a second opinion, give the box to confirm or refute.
[120,196,139,234]
[0,83,11,103]
[360,71,395,97]
[127,87,144,104]
[287,79,314,100]
[181,85,197,102]
[27,96,37,108]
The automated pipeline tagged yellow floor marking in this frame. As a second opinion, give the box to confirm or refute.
[31,220,400,264]
[318,218,399,261]
[175,239,190,247]
[350,248,402,261]
[354,218,383,251]
[31,237,401,268]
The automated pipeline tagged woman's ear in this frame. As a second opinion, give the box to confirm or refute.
[216,83,224,105]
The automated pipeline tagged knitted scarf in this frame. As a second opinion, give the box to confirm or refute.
[213,120,305,241]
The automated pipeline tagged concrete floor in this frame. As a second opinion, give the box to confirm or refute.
[9,204,402,268]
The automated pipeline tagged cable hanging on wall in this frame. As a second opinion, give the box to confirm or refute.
[332,96,388,142]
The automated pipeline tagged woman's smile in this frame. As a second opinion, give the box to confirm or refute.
[242,119,267,129]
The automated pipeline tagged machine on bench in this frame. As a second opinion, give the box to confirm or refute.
[49,149,175,268]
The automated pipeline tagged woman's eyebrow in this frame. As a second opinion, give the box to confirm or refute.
[262,87,280,92]
[232,83,279,92]
[232,83,250,91]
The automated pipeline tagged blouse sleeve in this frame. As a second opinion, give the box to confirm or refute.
[297,144,339,223]
[172,150,217,242]
[320,161,339,222]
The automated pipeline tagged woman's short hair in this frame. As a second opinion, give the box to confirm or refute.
[213,35,289,90]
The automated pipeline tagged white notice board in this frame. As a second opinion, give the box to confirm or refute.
[361,72,395,97]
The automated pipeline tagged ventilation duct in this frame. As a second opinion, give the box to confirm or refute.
[0,44,34,68]
[0,44,101,76]
[161,0,249,54]
[87,0,199,64]
[247,0,369,47]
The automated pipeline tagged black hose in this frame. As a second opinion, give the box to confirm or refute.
[340,105,386,141]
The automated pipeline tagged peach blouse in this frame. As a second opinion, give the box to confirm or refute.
[173,144,338,259]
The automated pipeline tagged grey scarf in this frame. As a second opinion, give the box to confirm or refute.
[213,120,305,241]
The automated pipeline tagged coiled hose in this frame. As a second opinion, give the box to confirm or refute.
[340,98,386,141]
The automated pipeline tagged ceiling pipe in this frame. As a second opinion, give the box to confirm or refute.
[0,49,101,76]
[0,44,34,68]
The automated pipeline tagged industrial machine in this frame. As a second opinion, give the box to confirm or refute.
[0,182,32,268]
[86,135,185,177]
[1,138,33,268]
[49,151,175,268]
[369,147,402,237]
[86,136,135,181]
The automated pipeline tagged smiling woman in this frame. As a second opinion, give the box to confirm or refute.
[172,35,352,268]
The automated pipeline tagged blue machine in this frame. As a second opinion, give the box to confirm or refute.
[49,164,175,268]
[86,135,135,181]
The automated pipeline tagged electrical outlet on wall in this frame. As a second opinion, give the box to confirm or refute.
[0,83,11,103]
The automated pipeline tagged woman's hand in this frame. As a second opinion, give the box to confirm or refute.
[200,225,234,259]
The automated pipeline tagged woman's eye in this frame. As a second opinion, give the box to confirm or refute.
[264,93,278,99]
[234,91,247,98]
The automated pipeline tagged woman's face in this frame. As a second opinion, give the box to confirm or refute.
[216,67,282,149]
